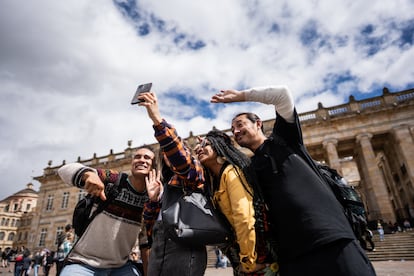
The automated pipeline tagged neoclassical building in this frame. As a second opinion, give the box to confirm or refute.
[0,183,38,250]
[6,87,414,252]
[296,87,414,224]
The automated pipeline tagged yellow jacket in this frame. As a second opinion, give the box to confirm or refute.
[213,164,257,272]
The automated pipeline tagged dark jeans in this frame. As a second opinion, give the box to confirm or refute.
[280,239,377,276]
[14,265,22,276]
[148,220,207,276]
[56,260,64,276]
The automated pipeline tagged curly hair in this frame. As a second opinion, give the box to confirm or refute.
[205,130,255,189]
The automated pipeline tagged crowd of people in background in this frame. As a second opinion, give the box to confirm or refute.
[373,219,413,236]
[0,222,145,276]
[0,246,53,276]
[0,224,73,276]
[356,218,414,252]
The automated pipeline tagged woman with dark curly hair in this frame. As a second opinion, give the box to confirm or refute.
[195,130,278,276]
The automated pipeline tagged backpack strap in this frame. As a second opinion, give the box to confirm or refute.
[88,173,123,222]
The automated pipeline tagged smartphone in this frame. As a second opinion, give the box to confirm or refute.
[131,83,152,105]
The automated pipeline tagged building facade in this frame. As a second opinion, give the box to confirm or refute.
[296,87,414,224]
[0,183,38,251]
[6,87,414,252]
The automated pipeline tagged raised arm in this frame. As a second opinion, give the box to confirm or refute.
[211,85,295,123]
[139,91,204,190]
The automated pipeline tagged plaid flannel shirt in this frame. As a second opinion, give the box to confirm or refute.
[143,119,205,238]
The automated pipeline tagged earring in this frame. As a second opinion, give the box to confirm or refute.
[216,156,226,164]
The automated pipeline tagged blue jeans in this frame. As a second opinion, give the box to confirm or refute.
[14,265,23,276]
[60,261,140,276]
[33,264,41,276]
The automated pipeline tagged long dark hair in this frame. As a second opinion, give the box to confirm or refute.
[205,130,255,192]
[207,131,278,266]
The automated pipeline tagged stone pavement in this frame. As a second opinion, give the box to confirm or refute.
[1,260,413,275]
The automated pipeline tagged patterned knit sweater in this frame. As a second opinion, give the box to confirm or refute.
[58,163,148,268]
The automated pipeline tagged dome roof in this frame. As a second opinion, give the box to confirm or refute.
[1,183,38,202]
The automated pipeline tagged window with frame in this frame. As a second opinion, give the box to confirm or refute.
[46,195,54,211]
[39,228,47,247]
[7,232,15,241]
[0,232,4,240]
[56,226,64,246]
[61,192,70,209]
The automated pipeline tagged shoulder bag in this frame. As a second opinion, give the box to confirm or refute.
[162,184,233,247]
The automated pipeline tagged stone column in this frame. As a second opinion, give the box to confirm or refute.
[392,125,414,217]
[322,138,342,174]
[355,133,395,222]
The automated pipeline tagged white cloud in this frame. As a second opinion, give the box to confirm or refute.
[0,0,413,199]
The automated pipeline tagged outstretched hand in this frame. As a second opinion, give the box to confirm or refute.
[145,169,163,202]
[210,89,245,103]
[83,171,107,201]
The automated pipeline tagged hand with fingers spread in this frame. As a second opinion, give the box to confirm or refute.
[83,171,107,201]
[210,89,246,103]
[145,169,163,202]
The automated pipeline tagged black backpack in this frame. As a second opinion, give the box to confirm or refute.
[315,163,368,240]
[72,175,122,237]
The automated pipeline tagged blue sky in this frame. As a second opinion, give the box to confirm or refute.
[0,0,413,199]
